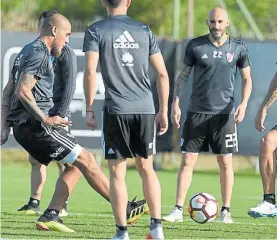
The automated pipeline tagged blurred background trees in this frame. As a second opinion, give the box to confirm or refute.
[2,0,276,39]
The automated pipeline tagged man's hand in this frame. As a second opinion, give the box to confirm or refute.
[86,111,97,130]
[255,109,267,132]
[44,116,72,128]
[1,126,10,145]
[234,103,247,124]
[155,111,168,136]
[171,102,182,129]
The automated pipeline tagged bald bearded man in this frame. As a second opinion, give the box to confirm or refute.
[1,13,110,232]
[162,7,252,224]
[1,12,148,232]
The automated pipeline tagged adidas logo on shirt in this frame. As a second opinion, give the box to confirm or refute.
[108,148,115,154]
[201,54,208,59]
[113,30,139,49]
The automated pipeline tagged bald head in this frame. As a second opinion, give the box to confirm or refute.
[41,13,71,33]
[40,13,71,57]
[208,7,228,21]
[206,7,229,40]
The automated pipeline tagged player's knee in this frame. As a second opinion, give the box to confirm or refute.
[261,131,277,146]
[64,164,82,179]
[109,166,124,179]
[136,159,153,175]
[218,160,232,171]
[29,155,43,169]
[77,149,92,167]
[74,149,98,172]
[260,133,277,155]
[181,153,197,168]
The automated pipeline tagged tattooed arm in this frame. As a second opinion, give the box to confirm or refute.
[15,73,48,123]
[15,73,70,127]
[259,71,277,112]
[255,71,277,131]
[171,64,193,128]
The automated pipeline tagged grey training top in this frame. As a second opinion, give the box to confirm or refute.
[184,34,251,114]
[83,15,160,114]
[7,39,54,125]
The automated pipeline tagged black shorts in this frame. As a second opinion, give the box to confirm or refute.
[102,107,156,160]
[181,112,238,154]
[13,119,82,166]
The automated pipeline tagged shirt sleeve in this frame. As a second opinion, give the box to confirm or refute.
[22,48,49,79]
[148,26,160,56]
[55,46,77,117]
[83,26,100,52]
[183,40,196,66]
[237,44,251,68]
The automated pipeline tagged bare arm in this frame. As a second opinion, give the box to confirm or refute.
[15,73,47,123]
[254,71,277,131]
[1,74,14,144]
[172,64,193,106]
[1,74,14,127]
[259,71,277,112]
[83,51,99,112]
[239,66,252,106]
[150,52,169,113]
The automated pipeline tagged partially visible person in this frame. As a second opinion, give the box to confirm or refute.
[16,9,79,218]
[83,0,169,239]
[248,70,277,218]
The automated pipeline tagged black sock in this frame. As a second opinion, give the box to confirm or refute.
[116,225,127,232]
[221,206,230,212]
[264,194,276,205]
[175,205,183,210]
[45,208,59,216]
[28,197,40,208]
[150,218,162,224]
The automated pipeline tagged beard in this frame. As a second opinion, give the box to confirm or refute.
[209,26,225,40]
[50,40,61,57]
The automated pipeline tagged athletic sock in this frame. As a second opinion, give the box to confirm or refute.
[221,206,230,212]
[28,197,40,208]
[45,208,60,216]
[175,205,183,211]
[264,194,276,205]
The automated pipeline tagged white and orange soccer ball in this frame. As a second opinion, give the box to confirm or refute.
[188,192,218,224]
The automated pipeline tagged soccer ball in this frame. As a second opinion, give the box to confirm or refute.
[188,192,218,224]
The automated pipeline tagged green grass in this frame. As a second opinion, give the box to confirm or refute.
[1,162,277,239]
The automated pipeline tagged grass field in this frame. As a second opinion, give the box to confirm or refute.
[1,158,277,239]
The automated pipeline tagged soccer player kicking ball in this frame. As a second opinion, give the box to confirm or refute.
[162,7,252,224]
[83,0,169,239]
[248,70,277,218]
[15,9,80,218]
[1,13,147,233]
